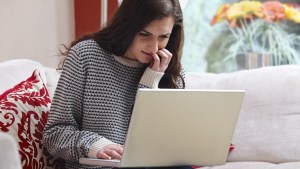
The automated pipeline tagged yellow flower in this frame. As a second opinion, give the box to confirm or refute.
[227,1,263,21]
[225,1,263,27]
[283,5,300,23]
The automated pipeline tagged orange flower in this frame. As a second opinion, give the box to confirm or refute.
[210,4,231,26]
[262,1,286,23]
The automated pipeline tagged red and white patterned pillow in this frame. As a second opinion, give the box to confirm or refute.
[0,69,63,169]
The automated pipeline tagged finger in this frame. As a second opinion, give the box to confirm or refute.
[97,152,112,159]
[149,62,154,68]
[110,145,124,155]
[116,147,124,155]
[151,53,160,71]
[161,48,173,64]
[106,150,122,160]
[157,50,169,67]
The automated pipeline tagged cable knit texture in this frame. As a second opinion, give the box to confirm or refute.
[42,39,184,169]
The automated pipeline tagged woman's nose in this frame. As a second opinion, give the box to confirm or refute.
[148,38,159,54]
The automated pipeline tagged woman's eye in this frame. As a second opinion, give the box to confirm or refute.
[139,32,149,37]
[160,35,170,39]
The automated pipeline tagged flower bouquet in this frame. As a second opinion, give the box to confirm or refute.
[210,0,300,70]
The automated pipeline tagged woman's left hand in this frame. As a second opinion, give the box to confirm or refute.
[149,48,172,73]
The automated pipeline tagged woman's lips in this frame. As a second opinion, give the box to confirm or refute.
[142,51,152,56]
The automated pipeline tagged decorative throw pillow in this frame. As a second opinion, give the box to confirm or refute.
[0,69,63,169]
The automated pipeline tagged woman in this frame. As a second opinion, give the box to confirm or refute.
[43,0,189,168]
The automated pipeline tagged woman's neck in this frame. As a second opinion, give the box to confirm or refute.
[113,55,145,68]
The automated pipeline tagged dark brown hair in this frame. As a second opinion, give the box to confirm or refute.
[61,0,185,88]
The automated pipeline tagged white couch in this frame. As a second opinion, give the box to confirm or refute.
[0,133,22,169]
[186,65,300,169]
[0,59,62,169]
[1,59,300,169]
[0,59,60,99]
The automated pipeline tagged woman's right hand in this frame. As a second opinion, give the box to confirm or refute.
[149,48,173,73]
[96,144,124,160]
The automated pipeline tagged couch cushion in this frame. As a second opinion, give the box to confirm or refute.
[0,59,47,95]
[0,70,63,169]
[185,65,300,163]
[44,67,60,99]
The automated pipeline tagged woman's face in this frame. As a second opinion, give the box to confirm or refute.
[124,17,174,63]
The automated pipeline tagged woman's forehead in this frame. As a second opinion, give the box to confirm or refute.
[143,17,174,34]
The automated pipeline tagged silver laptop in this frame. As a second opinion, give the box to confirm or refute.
[79,89,245,168]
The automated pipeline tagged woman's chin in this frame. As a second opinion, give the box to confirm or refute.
[138,59,152,64]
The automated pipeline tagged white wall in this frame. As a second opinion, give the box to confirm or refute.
[0,0,75,68]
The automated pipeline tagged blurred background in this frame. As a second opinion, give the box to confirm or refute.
[1,0,299,72]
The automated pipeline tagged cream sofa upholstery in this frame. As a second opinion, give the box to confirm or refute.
[0,133,22,169]
[1,59,300,169]
[186,65,300,169]
[0,59,60,99]
[0,59,61,169]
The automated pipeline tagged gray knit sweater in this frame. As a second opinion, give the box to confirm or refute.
[43,39,184,169]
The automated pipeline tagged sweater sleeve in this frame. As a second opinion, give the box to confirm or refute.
[138,67,164,89]
[42,45,115,162]
[138,67,186,89]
